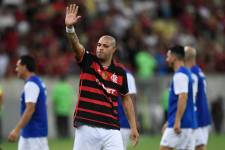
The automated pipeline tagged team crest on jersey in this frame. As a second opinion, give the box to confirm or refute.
[102,71,108,79]
[111,73,118,83]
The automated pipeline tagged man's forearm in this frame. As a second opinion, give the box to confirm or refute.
[123,97,137,129]
[66,27,84,61]
[14,104,35,131]
[130,94,139,126]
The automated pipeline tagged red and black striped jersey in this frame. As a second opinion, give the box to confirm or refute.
[73,51,128,130]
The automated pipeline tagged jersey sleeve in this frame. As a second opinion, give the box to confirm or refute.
[126,72,137,94]
[173,72,189,95]
[24,81,40,103]
[77,51,94,69]
[120,70,129,95]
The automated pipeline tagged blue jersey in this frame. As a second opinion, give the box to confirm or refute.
[20,75,48,137]
[167,66,197,128]
[191,65,211,127]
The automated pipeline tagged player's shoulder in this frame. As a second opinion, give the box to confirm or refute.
[24,81,39,91]
[29,75,44,83]
[176,66,190,75]
[177,66,190,74]
[192,65,205,78]
[173,72,189,82]
[79,50,98,65]
[113,59,126,73]
[84,50,95,58]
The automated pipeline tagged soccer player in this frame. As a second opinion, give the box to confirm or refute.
[185,46,211,150]
[65,4,139,150]
[118,71,137,150]
[160,45,197,150]
[8,55,49,150]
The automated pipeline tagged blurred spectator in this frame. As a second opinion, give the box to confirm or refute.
[0,48,9,78]
[51,75,74,138]
[135,49,156,79]
[211,96,224,134]
[0,0,225,77]
[0,7,16,30]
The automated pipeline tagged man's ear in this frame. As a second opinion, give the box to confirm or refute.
[22,65,27,72]
[113,48,116,53]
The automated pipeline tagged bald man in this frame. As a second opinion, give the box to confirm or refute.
[65,4,139,150]
[185,46,211,150]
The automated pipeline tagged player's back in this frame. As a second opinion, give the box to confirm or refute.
[191,65,211,127]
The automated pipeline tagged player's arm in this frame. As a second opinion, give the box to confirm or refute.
[174,93,187,134]
[126,72,139,128]
[173,73,189,134]
[129,94,138,124]
[8,103,35,142]
[65,4,84,62]
[121,94,139,147]
[8,82,39,142]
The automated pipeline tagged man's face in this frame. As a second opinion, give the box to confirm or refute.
[15,59,25,79]
[96,37,115,61]
[166,50,175,68]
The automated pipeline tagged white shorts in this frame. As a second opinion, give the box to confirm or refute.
[195,126,210,146]
[18,136,49,150]
[120,128,131,149]
[160,128,195,150]
[73,125,124,150]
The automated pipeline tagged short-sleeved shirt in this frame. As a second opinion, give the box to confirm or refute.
[74,51,128,130]
[21,75,48,138]
[167,66,197,128]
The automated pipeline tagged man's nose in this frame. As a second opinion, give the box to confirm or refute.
[98,47,104,51]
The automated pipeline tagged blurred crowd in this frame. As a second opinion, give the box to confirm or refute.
[0,0,225,78]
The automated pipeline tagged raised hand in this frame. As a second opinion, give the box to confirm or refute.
[65,4,81,27]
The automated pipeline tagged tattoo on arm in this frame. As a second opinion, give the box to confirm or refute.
[67,32,84,61]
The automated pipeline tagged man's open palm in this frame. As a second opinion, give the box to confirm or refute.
[65,4,81,27]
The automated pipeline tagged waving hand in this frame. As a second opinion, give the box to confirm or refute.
[65,4,81,27]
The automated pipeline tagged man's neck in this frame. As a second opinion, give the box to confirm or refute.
[100,58,112,68]
[24,72,35,80]
[185,60,195,69]
[174,60,184,72]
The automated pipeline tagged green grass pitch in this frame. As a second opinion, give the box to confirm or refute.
[1,134,225,150]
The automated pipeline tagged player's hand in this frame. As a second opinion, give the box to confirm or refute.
[173,120,181,134]
[130,128,139,147]
[8,128,20,142]
[65,4,81,27]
